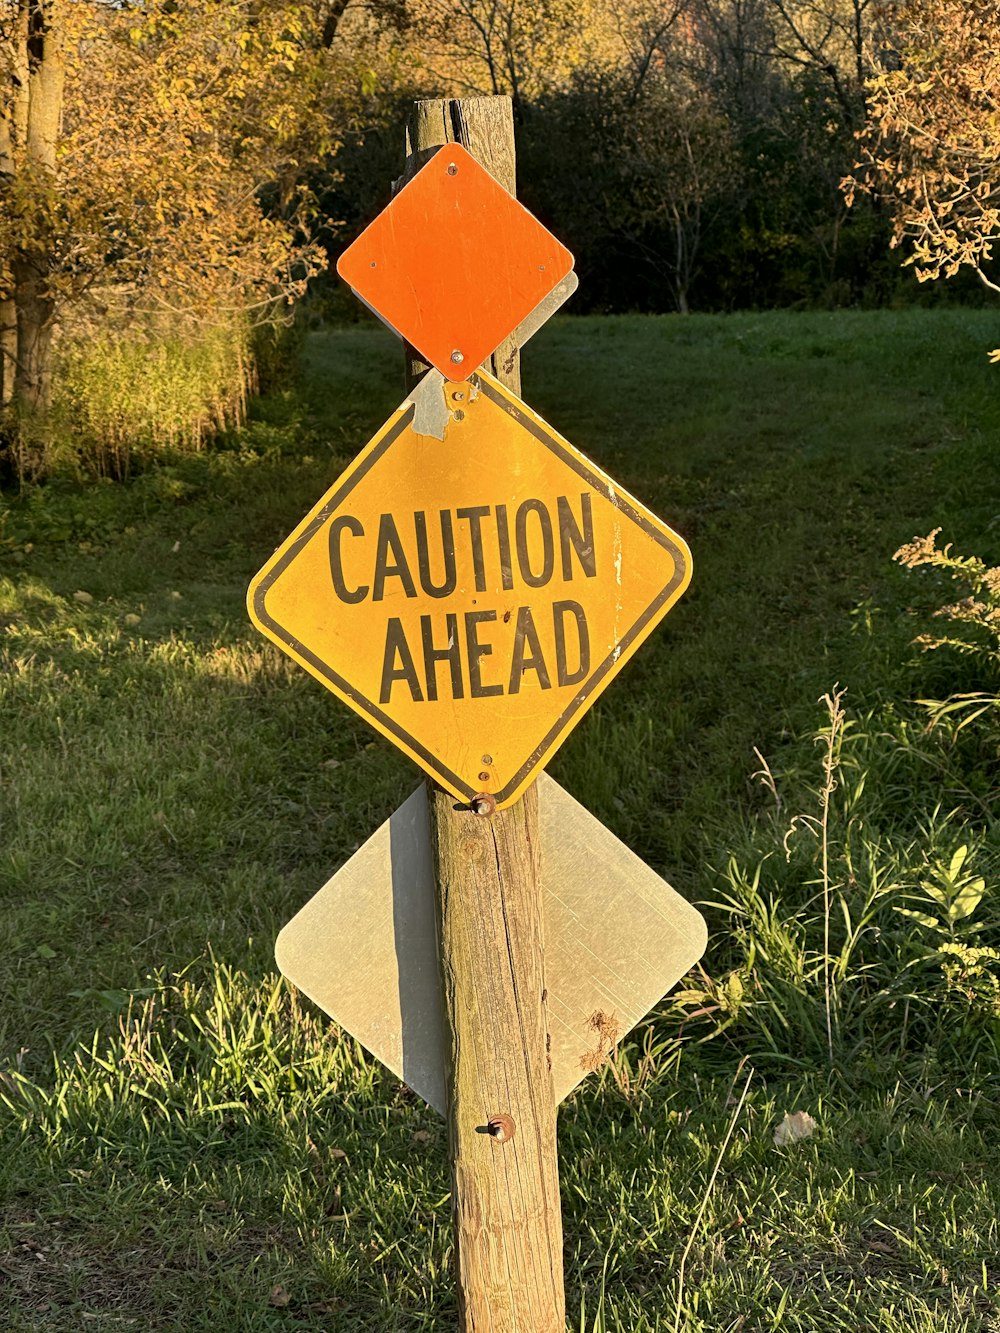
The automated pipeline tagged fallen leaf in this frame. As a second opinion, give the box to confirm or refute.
[329,1147,348,1159]
[171,541,181,553]
[73,590,93,604]
[411,1129,433,1145]
[124,614,141,626]
[867,1239,897,1256]
[168,590,182,601]
[268,1283,291,1308]
[303,1299,346,1315]
[773,1110,818,1147]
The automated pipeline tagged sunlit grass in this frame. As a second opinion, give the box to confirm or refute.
[2,309,1000,1327]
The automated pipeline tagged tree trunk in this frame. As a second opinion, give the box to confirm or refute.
[0,0,31,408]
[9,0,64,416]
[12,257,55,414]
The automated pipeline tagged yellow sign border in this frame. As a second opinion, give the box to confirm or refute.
[248,371,691,808]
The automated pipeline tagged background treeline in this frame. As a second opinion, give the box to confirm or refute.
[0,0,991,482]
[319,0,987,315]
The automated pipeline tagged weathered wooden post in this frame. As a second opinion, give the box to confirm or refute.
[249,91,706,1330]
[403,96,563,1332]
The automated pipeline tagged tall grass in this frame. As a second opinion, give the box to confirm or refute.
[673,533,1000,1075]
[4,312,1000,1328]
[52,309,258,479]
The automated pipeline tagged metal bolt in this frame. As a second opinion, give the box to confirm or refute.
[454,409,465,422]
[478,771,490,782]
[471,792,496,817]
[447,162,458,176]
[487,1113,516,1143]
[481,754,492,765]
[451,350,464,365]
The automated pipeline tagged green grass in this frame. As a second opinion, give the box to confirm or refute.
[3,308,1000,1328]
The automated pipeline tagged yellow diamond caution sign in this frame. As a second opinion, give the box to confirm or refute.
[248,370,691,808]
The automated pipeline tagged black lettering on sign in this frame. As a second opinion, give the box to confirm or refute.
[421,613,463,701]
[557,495,596,580]
[515,499,554,589]
[373,515,416,601]
[466,610,502,698]
[508,605,551,694]
[456,506,489,592]
[495,504,515,591]
[379,619,423,703]
[329,516,368,604]
[415,510,457,598]
[553,600,590,686]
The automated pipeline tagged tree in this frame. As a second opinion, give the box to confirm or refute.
[844,0,1000,294]
[0,0,63,411]
[767,0,875,124]
[0,0,365,434]
[521,55,734,314]
[618,72,736,313]
[403,0,625,118]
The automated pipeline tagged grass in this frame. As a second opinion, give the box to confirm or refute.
[3,307,1000,1328]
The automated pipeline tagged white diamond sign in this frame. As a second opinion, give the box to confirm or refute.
[276,773,706,1112]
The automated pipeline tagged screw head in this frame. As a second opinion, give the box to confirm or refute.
[471,792,496,817]
[447,162,458,176]
[487,1113,516,1143]
[450,350,464,365]
[481,753,493,765]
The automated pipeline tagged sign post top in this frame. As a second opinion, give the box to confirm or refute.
[336,143,574,380]
[248,370,690,808]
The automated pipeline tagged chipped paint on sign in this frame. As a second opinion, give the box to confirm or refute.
[248,370,691,808]
[407,371,450,441]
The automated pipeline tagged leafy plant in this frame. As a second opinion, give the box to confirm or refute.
[672,680,1000,1069]
[896,843,986,942]
[895,842,1000,1024]
[894,528,1000,730]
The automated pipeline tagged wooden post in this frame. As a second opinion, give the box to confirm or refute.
[403,97,566,1333]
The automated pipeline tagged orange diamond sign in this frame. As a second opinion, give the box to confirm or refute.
[336,144,574,380]
[248,371,690,808]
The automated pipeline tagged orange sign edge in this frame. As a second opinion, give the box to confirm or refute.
[334,143,575,381]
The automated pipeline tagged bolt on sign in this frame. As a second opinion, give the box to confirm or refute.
[248,370,691,808]
[337,143,574,379]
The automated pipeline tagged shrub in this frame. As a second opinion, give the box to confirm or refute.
[50,309,258,480]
